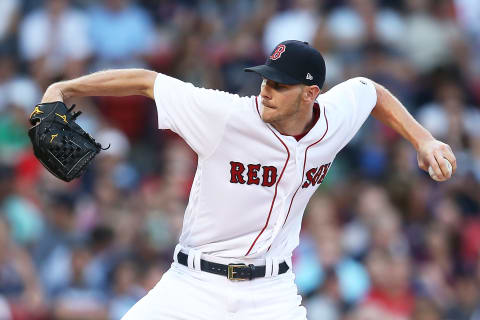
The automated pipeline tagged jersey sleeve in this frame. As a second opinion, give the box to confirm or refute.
[322,77,377,152]
[153,73,240,157]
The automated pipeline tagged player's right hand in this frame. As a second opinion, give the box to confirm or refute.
[416,138,456,181]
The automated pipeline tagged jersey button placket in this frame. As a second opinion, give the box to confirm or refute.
[265,140,294,254]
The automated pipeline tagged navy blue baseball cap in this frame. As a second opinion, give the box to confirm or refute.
[245,40,326,89]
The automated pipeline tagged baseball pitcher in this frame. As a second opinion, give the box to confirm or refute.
[39,40,456,319]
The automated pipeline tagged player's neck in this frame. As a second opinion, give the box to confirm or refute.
[271,104,315,136]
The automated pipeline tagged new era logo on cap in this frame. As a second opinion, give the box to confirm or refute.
[244,40,326,88]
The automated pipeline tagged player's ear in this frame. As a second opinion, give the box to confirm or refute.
[303,85,320,103]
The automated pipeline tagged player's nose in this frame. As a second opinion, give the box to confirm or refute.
[260,82,272,100]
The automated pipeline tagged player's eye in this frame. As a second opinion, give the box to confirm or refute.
[263,79,288,91]
[275,83,290,91]
[270,81,283,90]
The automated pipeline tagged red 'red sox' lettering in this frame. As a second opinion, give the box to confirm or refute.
[247,164,261,185]
[302,162,331,188]
[230,161,278,187]
[230,161,246,184]
[261,166,277,187]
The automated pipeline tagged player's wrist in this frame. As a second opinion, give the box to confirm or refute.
[411,130,435,152]
[41,82,67,103]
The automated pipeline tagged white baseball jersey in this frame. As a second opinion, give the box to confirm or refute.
[153,73,377,262]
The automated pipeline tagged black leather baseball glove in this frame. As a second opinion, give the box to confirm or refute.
[28,101,107,182]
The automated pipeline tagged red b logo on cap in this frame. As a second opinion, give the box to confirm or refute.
[270,45,286,60]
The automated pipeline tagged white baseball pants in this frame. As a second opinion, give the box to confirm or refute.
[121,262,307,319]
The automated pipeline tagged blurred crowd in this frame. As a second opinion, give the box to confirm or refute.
[0,0,479,319]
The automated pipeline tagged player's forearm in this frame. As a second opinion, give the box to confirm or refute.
[42,69,157,102]
[371,83,434,151]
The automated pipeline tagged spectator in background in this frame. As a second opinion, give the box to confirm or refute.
[370,209,409,256]
[0,0,20,46]
[352,250,414,320]
[52,244,109,320]
[220,31,263,95]
[304,268,341,320]
[0,50,17,113]
[173,33,223,89]
[0,162,44,247]
[95,126,133,185]
[19,0,91,87]
[263,0,320,54]
[445,275,480,320]
[326,0,406,55]
[0,74,41,171]
[108,258,144,320]
[416,223,456,312]
[454,0,480,103]
[34,193,81,298]
[310,20,344,88]
[83,225,118,292]
[295,195,369,306]
[342,184,404,259]
[411,298,442,320]
[88,0,155,70]
[0,218,46,320]
[403,0,465,75]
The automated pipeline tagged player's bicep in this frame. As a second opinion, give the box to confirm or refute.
[342,78,377,146]
[153,73,241,157]
[140,70,158,99]
[323,77,377,151]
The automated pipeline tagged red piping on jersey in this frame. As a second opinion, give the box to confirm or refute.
[245,97,290,256]
[281,106,329,228]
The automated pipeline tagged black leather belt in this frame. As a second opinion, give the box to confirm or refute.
[177,251,289,281]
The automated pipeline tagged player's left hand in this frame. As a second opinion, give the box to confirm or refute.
[41,83,65,103]
[28,101,106,182]
[416,139,456,181]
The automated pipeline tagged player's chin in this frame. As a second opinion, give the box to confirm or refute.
[261,107,277,123]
